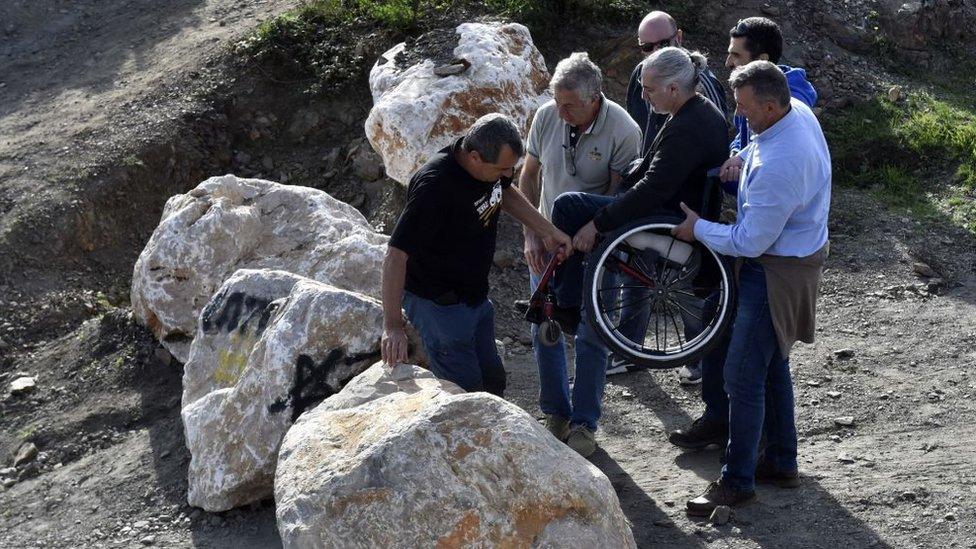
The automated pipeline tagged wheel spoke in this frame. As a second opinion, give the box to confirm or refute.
[664,235,676,263]
[668,296,703,322]
[614,299,652,343]
[663,300,685,352]
[598,284,655,292]
[599,292,654,314]
[660,299,668,351]
[630,255,657,284]
[671,288,726,298]
[653,298,661,350]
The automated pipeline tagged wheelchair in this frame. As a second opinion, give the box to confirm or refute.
[581,215,734,368]
[525,176,735,369]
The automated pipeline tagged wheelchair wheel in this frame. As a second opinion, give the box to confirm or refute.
[583,217,735,369]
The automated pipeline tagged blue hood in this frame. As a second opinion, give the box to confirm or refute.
[723,64,819,195]
[780,64,818,108]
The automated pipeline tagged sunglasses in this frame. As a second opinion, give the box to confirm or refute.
[638,31,677,53]
[563,126,577,176]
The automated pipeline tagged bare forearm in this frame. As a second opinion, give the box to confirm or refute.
[502,187,557,237]
[517,156,542,209]
[606,170,623,195]
[381,247,408,329]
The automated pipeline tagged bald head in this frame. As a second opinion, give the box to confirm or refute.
[637,11,678,45]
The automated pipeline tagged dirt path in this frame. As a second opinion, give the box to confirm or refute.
[0,0,295,191]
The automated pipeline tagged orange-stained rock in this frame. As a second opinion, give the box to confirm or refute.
[274,363,636,548]
[365,22,551,185]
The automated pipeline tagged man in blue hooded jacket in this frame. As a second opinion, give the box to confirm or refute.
[718,17,818,187]
[668,15,820,452]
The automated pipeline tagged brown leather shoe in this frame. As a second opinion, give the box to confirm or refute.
[686,478,756,517]
[755,460,801,488]
[544,414,571,441]
[668,416,728,450]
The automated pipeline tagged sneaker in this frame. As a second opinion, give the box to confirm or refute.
[606,356,634,376]
[676,362,702,385]
[667,416,728,450]
[754,460,801,488]
[686,478,756,516]
[544,414,571,441]
[566,424,597,457]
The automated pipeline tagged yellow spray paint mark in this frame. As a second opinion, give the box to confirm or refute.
[212,332,256,386]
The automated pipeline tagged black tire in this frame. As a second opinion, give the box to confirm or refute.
[538,318,562,346]
[583,217,735,369]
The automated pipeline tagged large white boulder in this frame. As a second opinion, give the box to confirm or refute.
[366,22,551,185]
[181,270,421,512]
[131,175,387,362]
[274,363,636,548]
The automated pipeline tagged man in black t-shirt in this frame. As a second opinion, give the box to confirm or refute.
[381,113,573,396]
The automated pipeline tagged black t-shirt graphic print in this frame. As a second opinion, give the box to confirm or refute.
[389,140,512,306]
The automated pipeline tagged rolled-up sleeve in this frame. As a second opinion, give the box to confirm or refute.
[693,172,798,258]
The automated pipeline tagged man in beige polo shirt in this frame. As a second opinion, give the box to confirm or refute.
[518,52,640,452]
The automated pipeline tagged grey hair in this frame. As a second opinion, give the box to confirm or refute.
[643,47,708,94]
[461,113,525,163]
[549,52,603,103]
[729,60,790,107]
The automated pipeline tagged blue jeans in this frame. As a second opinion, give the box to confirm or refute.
[550,192,615,308]
[545,192,618,430]
[530,272,610,428]
[720,261,797,492]
[403,292,506,396]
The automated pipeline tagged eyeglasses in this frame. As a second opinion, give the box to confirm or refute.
[638,31,677,53]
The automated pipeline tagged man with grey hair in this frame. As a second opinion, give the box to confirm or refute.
[518,52,640,449]
[618,10,729,382]
[673,60,830,515]
[382,113,573,396]
[546,47,728,457]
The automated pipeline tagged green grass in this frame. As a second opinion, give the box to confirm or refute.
[234,0,664,94]
[825,93,976,232]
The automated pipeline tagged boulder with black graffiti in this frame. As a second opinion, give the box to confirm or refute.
[130,174,388,363]
[181,268,423,512]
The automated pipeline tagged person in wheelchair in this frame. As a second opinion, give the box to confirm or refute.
[546,46,729,457]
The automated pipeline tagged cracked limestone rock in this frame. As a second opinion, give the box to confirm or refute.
[365,22,551,185]
[274,363,636,548]
[131,175,387,362]
[181,269,421,512]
